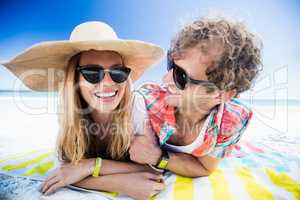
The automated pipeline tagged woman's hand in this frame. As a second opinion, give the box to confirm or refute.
[41,159,94,195]
[120,172,165,200]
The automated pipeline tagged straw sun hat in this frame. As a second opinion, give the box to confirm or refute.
[1,21,164,91]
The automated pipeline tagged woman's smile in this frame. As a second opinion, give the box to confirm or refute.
[93,89,119,103]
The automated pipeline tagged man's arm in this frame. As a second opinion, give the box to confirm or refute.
[166,152,220,177]
[129,134,220,178]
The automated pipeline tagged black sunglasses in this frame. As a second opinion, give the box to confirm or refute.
[77,64,131,84]
[167,58,216,90]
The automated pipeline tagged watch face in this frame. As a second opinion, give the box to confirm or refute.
[157,150,169,169]
[158,159,169,169]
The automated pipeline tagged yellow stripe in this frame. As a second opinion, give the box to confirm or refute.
[0,150,39,163]
[174,175,194,200]
[94,192,119,198]
[209,168,232,200]
[236,167,275,200]
[2,152,52,171]
[107,192,119,197]
[265,168,300,200]
[22,160,54,176]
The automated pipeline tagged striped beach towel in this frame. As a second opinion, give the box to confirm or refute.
[0,140,299,200]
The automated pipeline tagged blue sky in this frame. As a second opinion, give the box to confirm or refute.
[0,0,299,99]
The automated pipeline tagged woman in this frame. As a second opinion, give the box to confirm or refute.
[2,21,165,199]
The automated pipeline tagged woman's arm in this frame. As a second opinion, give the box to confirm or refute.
[43,171,165,199]
[73,173,134,194]
[41,159,154,196]
[74,172,165,200]
[82,158,151,176]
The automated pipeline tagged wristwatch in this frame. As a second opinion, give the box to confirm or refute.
[149,149,170,173]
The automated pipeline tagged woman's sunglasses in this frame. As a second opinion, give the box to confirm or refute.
[167,58,217,90]
[77,64,131,84]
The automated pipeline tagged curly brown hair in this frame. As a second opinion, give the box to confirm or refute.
[168,16,263,95]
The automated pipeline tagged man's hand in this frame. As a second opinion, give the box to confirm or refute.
[129,124,162,165]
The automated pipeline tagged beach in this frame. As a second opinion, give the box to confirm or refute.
[0,93,299,157]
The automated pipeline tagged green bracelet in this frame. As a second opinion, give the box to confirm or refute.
[92,157,102,177]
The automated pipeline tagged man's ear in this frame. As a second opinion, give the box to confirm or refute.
[220,90,237,102]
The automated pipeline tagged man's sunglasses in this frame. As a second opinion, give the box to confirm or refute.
[167,58,216,90]
[77,64,131,84]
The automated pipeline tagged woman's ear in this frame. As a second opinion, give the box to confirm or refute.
[220,89,237,102]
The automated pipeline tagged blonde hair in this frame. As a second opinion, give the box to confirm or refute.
[56,53,133,163]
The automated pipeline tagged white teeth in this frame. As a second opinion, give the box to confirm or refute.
[95,91,117,98]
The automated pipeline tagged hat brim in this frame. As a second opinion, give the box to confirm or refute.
[1,39,164,91]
